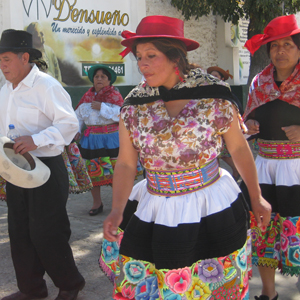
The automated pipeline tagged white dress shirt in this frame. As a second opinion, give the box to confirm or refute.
[0,64,79,157]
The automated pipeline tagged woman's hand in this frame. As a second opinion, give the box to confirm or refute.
[91,101,101,110]
[245,119,260,135]
[103,209,123,242]
[74,132,81,141]
[250,194,272,229]
[282,125,300,142]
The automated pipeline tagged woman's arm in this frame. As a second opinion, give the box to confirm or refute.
[103,118,139,241]
[223,108,271,228]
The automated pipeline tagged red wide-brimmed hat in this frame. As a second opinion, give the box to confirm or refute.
[120,15,200,58]
[207,66,233,81]
[244,14,300,55]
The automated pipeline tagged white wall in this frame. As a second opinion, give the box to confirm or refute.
[0,0,24,86]
[146,0,218,69]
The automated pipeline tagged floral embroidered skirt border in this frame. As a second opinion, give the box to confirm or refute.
[241,155,300,276]
[0,176,6,201]
[250,212,300,276]
[100,230,251,300]
[62,142,93,193]
[100,170,251,300]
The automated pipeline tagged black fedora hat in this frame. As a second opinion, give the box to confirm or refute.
[0,29,42,58]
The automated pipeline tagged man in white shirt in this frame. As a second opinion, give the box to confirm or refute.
[0,30,85,300]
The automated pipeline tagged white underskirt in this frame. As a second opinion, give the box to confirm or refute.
[256,155,300,186]
[128,168,241,227]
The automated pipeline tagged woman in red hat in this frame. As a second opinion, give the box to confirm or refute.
[100,15,270,300]
[242,14,300,300]
[74,65,125,215]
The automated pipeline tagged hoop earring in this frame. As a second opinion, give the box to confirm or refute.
[175,66,184,82]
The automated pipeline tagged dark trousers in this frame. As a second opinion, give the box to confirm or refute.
[6,155,84,294]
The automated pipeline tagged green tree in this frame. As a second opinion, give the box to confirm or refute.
[170,0,300,85]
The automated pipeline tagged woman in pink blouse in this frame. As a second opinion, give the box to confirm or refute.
[100,16,271,300]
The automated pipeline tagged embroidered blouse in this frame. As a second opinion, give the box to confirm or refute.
[121,68,237,170]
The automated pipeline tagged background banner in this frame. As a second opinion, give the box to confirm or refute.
[22,0,145,86]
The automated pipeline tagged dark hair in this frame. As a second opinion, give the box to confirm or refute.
[267,33,300,57]
[93,68,111,83]
[15,51,41,63]
[132,38,193,74]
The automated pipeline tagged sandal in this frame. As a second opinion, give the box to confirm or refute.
[254,292,278,300]
[89,203,103,216]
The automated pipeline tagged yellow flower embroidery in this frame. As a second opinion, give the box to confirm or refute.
[185,277,211,300]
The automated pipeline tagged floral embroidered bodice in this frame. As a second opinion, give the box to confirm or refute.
[121,98,233,170]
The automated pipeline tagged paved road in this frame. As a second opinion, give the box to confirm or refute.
[0,171,300,299]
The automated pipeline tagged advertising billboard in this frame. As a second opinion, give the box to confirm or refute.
[23,0,145,86]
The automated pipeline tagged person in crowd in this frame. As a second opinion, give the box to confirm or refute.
[207,66,232,82]
[0,29,85,300]
[207,66,243,181]
[241,14,300,300]
[26,22,62,83]
[0,59,93,201]
[74,65,124,216]
[100,15,271,300]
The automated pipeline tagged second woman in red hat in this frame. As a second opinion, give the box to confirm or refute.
[242,14,300,300]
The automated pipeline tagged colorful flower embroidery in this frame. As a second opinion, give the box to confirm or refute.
[124,261,146,284]
[211,285,241,300]
[102,239,119,263]
[120,284,135,299]
[281,234,289,252]
[165,267,192,294]
[135,276,159,300]
[198,259,224,283]
[185,277,211,300]
[114,292,130,300]
[236,247,247,272]
[162,289,182,300]
[283,220,297,237]
[288,235,300,247]
[288,246,300,266]
[266,227,277,245]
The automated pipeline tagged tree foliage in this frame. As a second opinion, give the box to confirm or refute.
[170,0,300,85]
[171,0,300,31]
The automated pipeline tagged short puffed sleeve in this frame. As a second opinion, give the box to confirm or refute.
[120,105,138,134]
[209,99,234,135]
